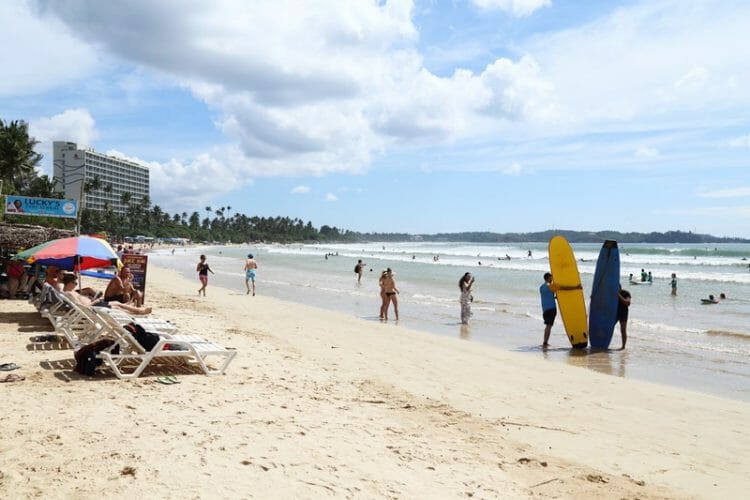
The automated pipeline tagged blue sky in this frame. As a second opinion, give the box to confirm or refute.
[2,0,749,237]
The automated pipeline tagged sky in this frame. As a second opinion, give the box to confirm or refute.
[1,0,749,238]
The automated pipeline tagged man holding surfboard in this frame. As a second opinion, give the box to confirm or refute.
[540,271,585,347]
[540,272,560,347]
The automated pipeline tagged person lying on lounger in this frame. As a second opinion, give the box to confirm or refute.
[62,274,152,315]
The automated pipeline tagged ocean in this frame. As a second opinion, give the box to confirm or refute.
[149,241,750,402]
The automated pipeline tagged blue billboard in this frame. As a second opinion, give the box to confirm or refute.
[4,195,78,219]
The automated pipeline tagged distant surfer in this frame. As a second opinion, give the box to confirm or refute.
[670,273,677,295]
[702,294,719,304]
[528,249,532,258]
[459,272,475,325]
[617,286,631,350]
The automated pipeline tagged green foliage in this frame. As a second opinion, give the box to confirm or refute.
[0,119,43,194]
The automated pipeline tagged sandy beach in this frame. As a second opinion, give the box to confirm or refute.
[1,264,749,499]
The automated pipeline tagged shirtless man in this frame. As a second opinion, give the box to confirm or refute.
[62,274,152,315]
[104,267,142,306]
[244,254,258,296]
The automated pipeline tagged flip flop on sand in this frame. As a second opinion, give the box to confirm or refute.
[0,374,25,383]
[0,363,20,371]
[155,376,180,385]
[33,335,59,343]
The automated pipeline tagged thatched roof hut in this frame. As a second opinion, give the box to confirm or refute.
[0,223,75,254]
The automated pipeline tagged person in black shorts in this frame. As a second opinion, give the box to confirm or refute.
[539,272,559,347]
[617,286,631,349]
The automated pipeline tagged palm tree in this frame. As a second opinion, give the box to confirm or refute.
[0,119,43,194]
[25,175,60,198]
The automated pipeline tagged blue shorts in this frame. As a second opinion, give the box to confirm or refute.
[245,269,256,281]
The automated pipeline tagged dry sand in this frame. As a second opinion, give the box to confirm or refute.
[1,265,749,499]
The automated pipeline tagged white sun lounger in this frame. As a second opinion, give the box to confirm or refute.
[94,312,236,379]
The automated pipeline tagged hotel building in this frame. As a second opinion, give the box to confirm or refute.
[52,141,150,216]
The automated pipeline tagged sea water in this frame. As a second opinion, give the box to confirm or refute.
[149,241,750,401]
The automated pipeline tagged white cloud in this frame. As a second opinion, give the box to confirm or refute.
[502,162,523,175]
[472,0,551,17]
[0,1,103,96]
[16,0,750,200]
[657,205,750,218]
[29,109,98,175]
[728,134,750,148]
[291,185,311,194]
[30,0,557,180]
[526,0,750,132]
[31,109,97,148]
[104,148,251,212]
[635,146,659,158]
[325,193,338,202]
[697,187,750,199]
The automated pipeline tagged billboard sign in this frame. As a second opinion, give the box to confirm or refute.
[4,195,78,219]
[122,253,148,302]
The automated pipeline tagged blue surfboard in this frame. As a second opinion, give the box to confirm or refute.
[588,240,621,349]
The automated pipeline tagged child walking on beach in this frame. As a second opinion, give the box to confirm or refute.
[197,255,214,296]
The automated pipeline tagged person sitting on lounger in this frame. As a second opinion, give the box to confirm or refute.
[63,274,152,315]
[104,267,143,306]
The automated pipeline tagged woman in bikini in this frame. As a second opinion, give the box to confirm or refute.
[378,269,388,320]
[380,268,399,321]
[196,255,214,296]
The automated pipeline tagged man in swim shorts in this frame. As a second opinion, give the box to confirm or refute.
[244,254,258,296]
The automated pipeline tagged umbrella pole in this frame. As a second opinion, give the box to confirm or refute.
[75,255,81,293]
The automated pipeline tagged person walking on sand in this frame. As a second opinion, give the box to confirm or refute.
[354,259,365,285]
[244,254,258,296]
[670,273,677,296]
[380,268,399,321]
[459,272,475,325]
[196,255,214,296]
[539,272,560,347]
[617,286,631,349]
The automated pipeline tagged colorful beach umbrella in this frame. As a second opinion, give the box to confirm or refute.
[14,236,121,271]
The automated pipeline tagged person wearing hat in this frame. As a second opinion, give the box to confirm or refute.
[244,254,258,296]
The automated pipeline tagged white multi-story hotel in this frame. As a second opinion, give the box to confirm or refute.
[52,141,150,216]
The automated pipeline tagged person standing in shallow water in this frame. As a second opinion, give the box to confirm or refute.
[196,254,214,296]
[670,273,677,296]
[617,286,631,349]
[539,272,560,347]
[459,272,475,325]
[380,268,399,321]
[354,259,365,285]
[378,270,388,320]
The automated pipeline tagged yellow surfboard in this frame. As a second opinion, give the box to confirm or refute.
[548,236,588,348]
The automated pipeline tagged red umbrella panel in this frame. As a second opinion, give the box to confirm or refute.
[14,236,122,271]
